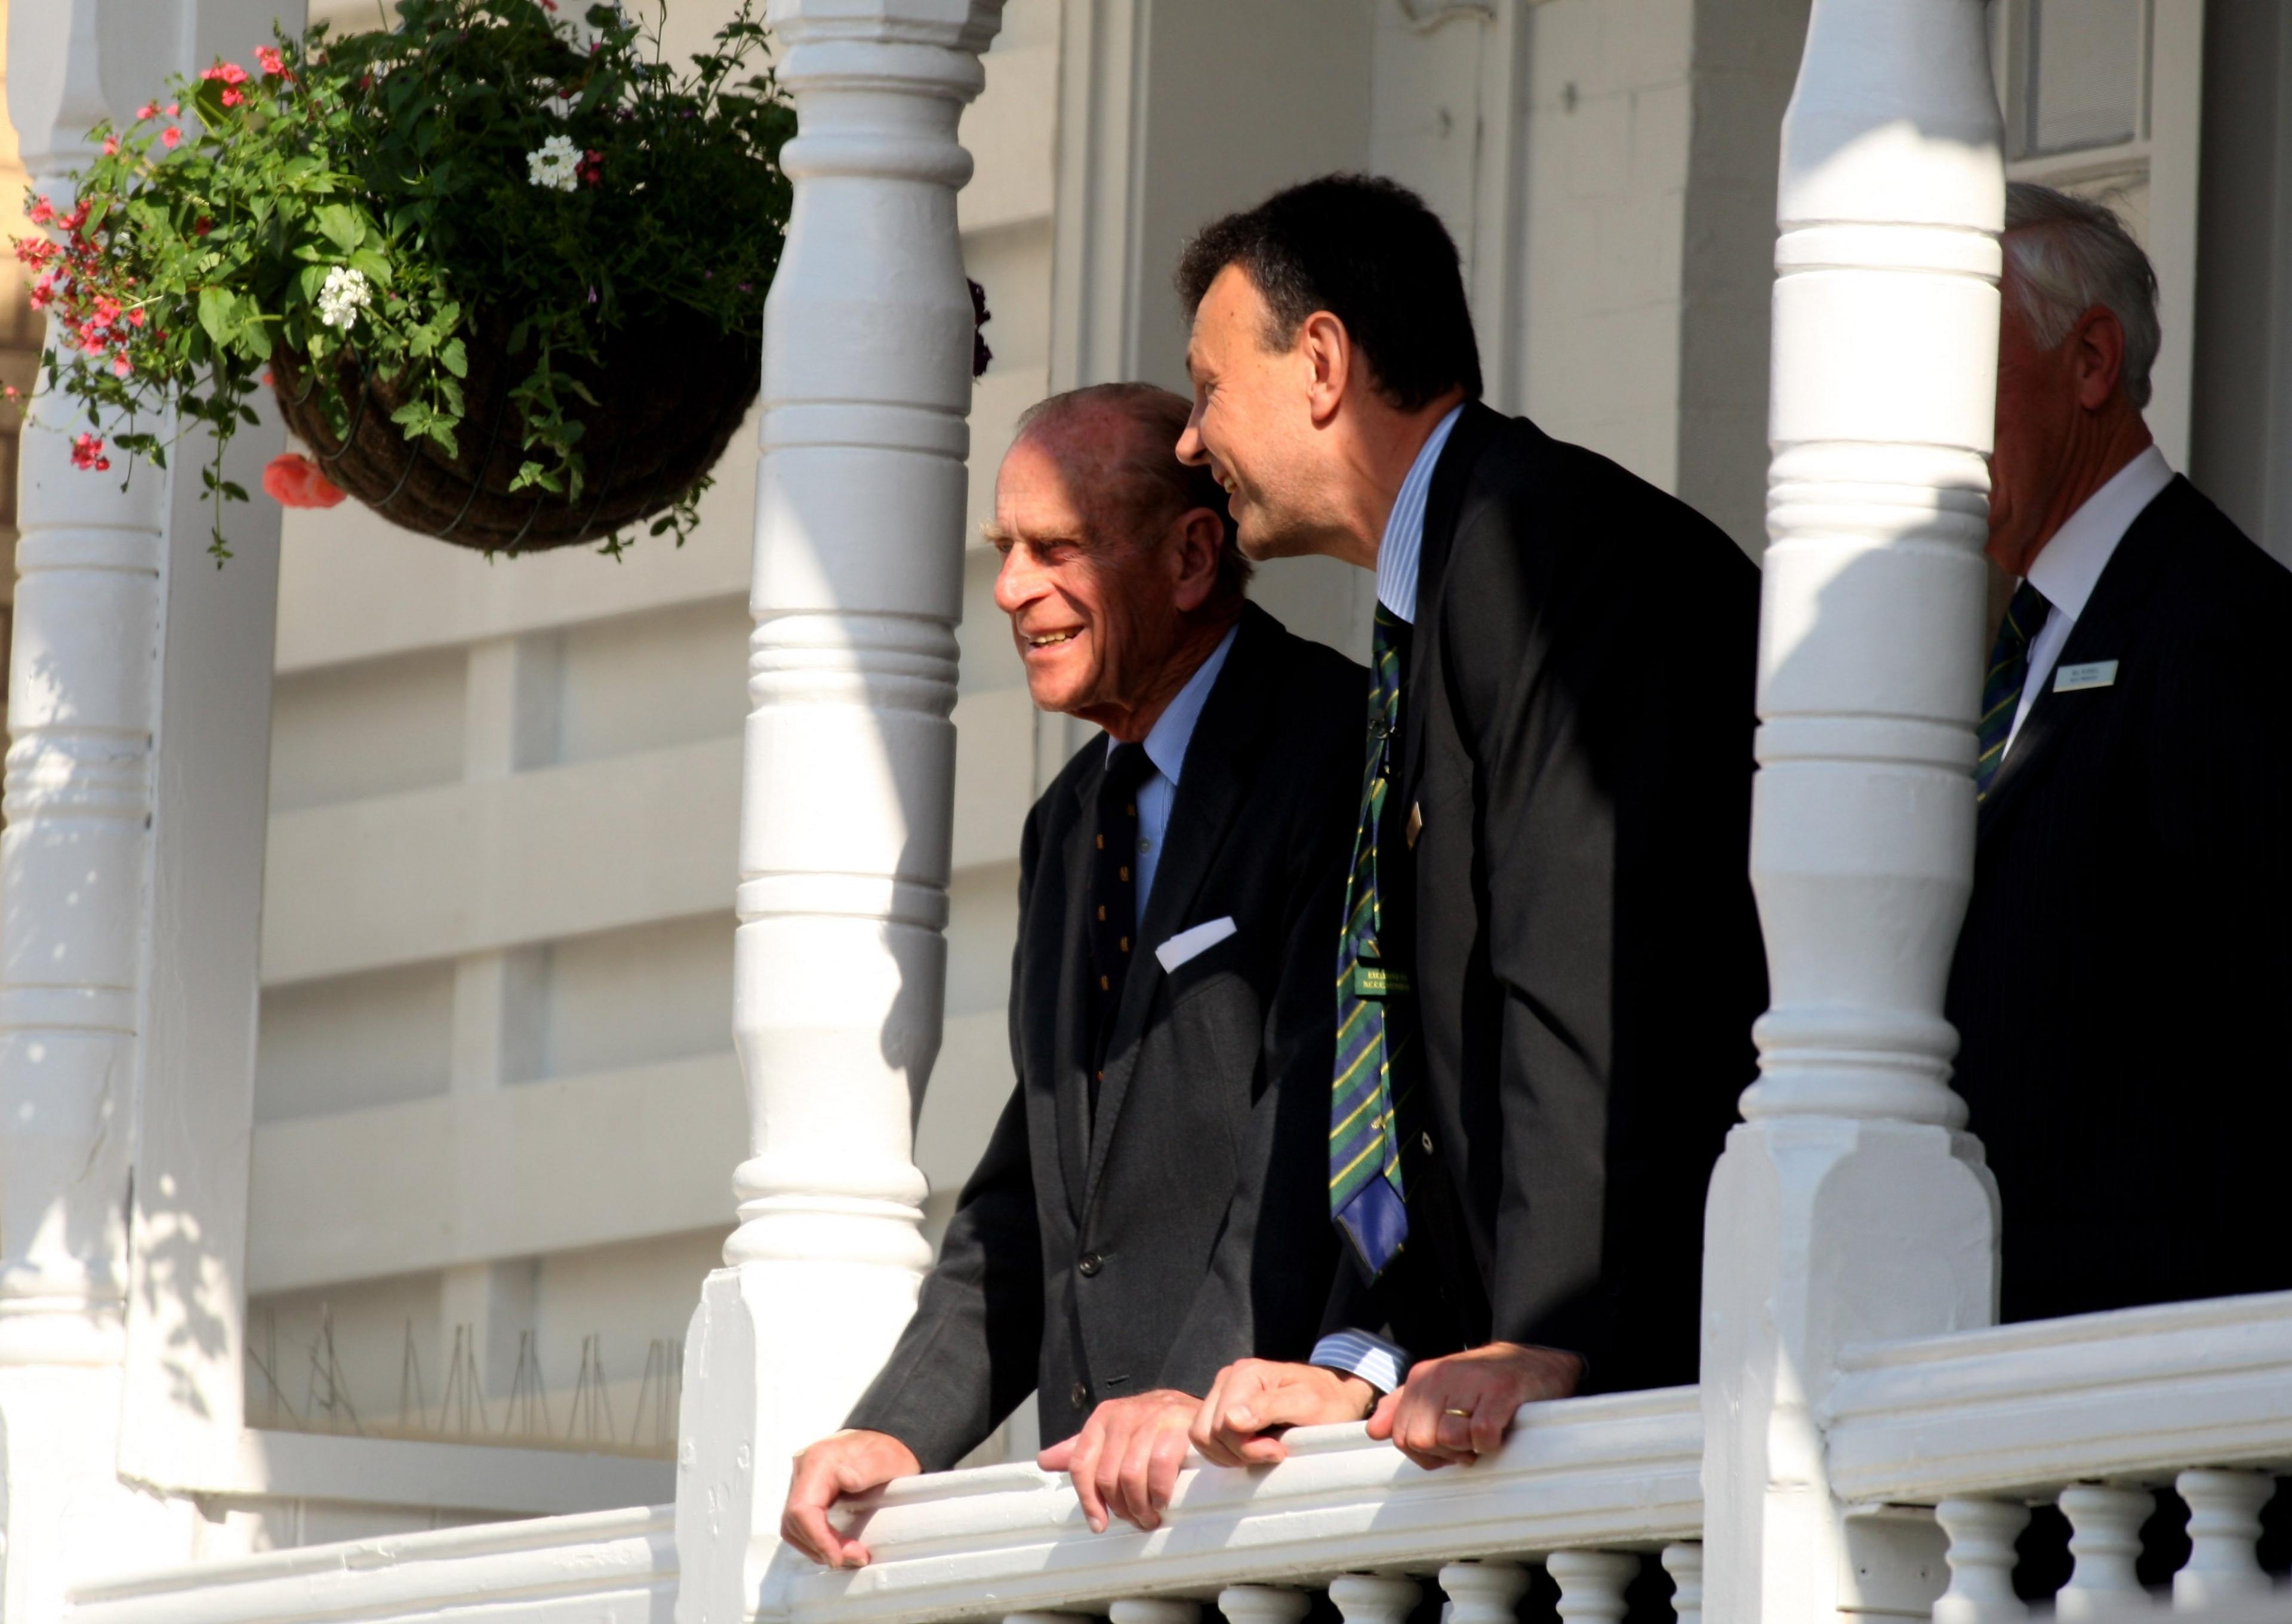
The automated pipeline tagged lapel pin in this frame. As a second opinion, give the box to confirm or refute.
[1406,802,1423,849]
[2054,659,2119,693]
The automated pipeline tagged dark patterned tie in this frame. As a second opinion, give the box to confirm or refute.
[1976,580,2050,799]
[1088,742,1154,1109]
[1330,606,1413,1275]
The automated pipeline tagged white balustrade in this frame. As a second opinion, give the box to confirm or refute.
[672,1,1003,1620]
[1329,1574,1421,1624]
[1702,1,2006,1617]
[1220,1586,1313,1624]
[2173,1470,2275,1608]
[1933,1498,2030,1624]
[1440,1560,1531,1624]
[1549,1551,1637,1624]
[1109,1601,1202,1624]
[2056,1484,2151,1617]
[1661,1543,1703,1624]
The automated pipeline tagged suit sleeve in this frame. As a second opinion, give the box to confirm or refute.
[1151,702,1354,1396]
[842,812,1049,1469]
[1437,487,1754,1378]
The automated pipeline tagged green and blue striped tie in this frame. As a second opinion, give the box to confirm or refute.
[1976,580,2050,799]
[1330,605,1413,1275]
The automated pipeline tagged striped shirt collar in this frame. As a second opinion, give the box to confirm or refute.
[1373,403,1465,625]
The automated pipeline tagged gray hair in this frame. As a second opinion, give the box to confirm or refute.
[2003,181,2161,410]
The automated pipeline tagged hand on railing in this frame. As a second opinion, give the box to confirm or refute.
[781,1429,922,1569]
[1191,1361,1378,1468]
[1036,1389,1201,1534]
[1366,1343,1584,1469]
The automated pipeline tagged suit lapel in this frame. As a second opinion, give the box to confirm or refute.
[1081,606,1281,1200]
[1399,401,1504,808]
[1977,477,2186,839]
[1050,751,1104,1224]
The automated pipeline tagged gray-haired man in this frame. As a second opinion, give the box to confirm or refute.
[1946,183,2292,1323]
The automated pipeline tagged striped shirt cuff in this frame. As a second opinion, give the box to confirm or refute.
[1310,1329,1412,1395]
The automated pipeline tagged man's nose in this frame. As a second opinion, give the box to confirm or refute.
[1175,412,1206,467]
[993,546,1039,615]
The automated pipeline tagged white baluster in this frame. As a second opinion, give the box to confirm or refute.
[1330,1574,1421,1624]
[2174,1469,2273,1608]
[1933,1498,2030,1624]
[1700,3,2007,1622]
[1219,1586,1314,1624]
[1661,1542,1704,1624]
[1008,1614,1095,1624]
[1549,1551,1637,1624]
[671,4,1005,1622]
[1110,1601,1202,1624]
[1440,1560,1531,1624]
[2055,1484,2151,1617]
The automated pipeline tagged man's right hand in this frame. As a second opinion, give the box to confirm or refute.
[1190,1358,1376,1467]
[781,1429,923,1569]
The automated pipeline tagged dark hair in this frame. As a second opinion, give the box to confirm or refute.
[1175,174,1483,411]
[1011,383,1252,600]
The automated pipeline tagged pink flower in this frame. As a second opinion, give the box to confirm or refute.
[110,353,132,378]
[127,308,146,328]
[26,196,53,226]
[166,103,180,116]
[255,45,286,77]
[220,87,243,107]
[201,62,250,87]
[261,452,346,509]
[70,433,110,473]
[161,127,181,149]
[102,136,119,156]
[137,103,158,120]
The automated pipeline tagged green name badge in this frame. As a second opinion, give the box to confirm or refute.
[1351,962,1412,1000]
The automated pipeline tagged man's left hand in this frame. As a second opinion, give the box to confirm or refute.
[1037,1389,1200,1533]
[1366,1342,1582,1469]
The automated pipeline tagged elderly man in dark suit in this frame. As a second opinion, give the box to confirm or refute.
[780,383,1359,1566]
[1945,184,2292,1324]
[1172,175,1766,1480]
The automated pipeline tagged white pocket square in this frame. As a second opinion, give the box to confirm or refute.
[1156,916,1237,973]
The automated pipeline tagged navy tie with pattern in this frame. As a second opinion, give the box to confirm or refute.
[1976,580,2051,799]
[1088,742,1154,1111]
[1330,605,1414,1275]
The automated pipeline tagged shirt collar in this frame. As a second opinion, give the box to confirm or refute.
[1105,620,1240,784]
[2025,443,2173,623]
[1375,402,1466,625]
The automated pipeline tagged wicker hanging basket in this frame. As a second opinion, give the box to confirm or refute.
[271,306,760,554]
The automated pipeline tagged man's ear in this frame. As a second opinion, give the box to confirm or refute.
[1299,310,1351,428]
[2069,303,2128,411]
[1170,506,1228,614]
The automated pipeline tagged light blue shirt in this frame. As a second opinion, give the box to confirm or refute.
[1104,621,1238,910]
[1307,402,1464,1397]
[1373,402,1464,625]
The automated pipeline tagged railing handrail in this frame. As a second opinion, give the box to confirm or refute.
[1826,1288,2292,1503]
[766,1386,1703,1624]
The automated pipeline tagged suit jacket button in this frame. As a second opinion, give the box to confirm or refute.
[1070,1381,1090,1409]
[1078,1252,1103,1277]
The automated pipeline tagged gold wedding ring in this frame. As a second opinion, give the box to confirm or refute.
[1443,1407,1473,1417]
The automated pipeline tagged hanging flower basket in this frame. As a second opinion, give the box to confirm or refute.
[17,0,793,559]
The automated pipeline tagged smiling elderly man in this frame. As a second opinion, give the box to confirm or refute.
[780,383,1361,1566]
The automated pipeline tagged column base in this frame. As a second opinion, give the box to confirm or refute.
[1699,1115,1998,1624]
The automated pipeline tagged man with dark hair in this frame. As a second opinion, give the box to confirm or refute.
[1173,175,1766,1478]
[780,383,1358,1564]
[1948,185,2292,1323]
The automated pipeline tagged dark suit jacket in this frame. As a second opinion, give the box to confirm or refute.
[1325,402,1767,1394]
[846,603,1360,1467]
[1946,476,2292,1324]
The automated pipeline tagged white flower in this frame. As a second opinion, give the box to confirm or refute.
[527,133,580,192]
[316,265,372,331]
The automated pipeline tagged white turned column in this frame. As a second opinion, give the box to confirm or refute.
[2056,1484,2151,1617]
[1330,1574,1421,1624]
[673,3,1002,1620]
[1933,1499,2031,1624]
[1661,1543,1704,1624]
[1219,1586,1314,1624]
[2173,1469,2273,1608]
[1439,1560,1531,1624]
[1110,1601,1203,1624]
[1549,1552,1637,1624]
[1700,4,2007,1623]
